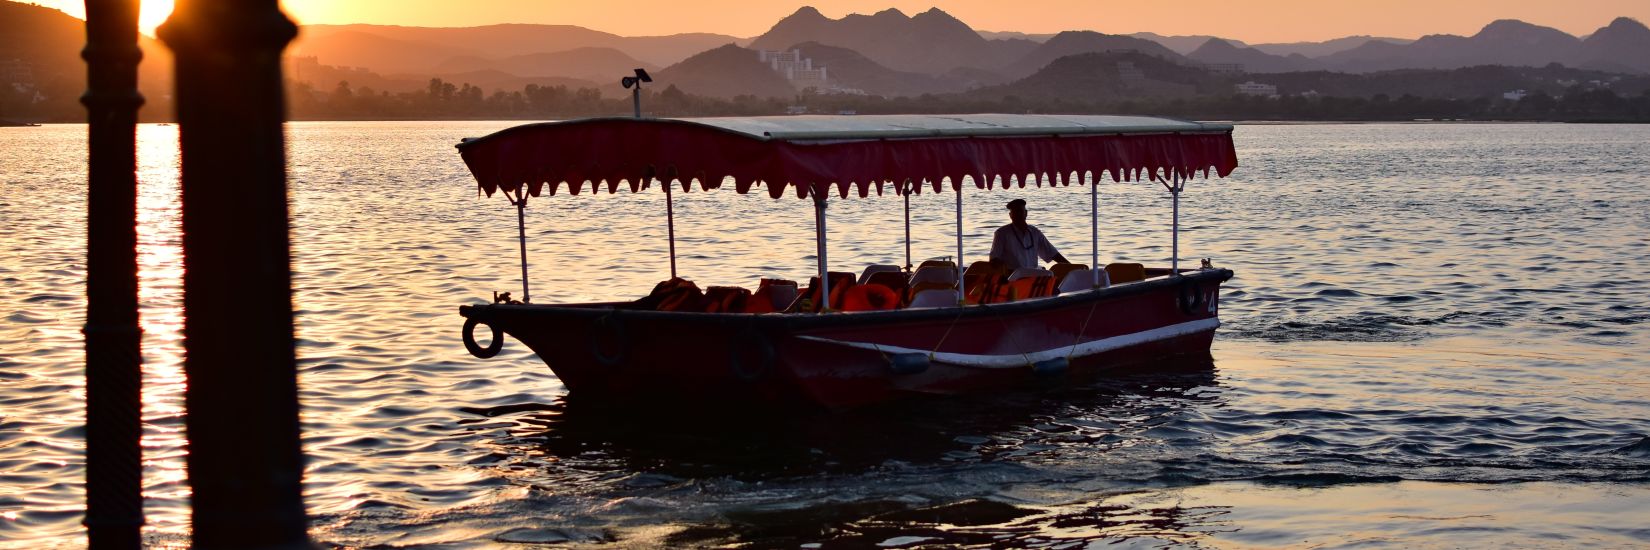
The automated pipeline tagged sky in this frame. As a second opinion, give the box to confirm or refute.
[29,0,1650,43]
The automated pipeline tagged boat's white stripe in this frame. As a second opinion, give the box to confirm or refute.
[796,318,1221,369]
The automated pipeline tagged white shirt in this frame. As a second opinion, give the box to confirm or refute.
[990,224,1061,270]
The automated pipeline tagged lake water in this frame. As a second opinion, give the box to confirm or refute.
[2,122,1648,548]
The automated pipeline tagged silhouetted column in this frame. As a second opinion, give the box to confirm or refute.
[156,1,309,548]
[81,1,145,548]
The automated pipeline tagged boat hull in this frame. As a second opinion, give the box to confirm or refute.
[460,268,1231,411]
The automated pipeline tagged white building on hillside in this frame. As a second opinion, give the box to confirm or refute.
[1235,81,1278,98]
[758,49,829,90]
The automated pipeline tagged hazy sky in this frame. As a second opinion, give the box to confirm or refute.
[34,0,1650,43]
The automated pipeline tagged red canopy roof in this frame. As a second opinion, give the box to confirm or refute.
[456,114,1238,200]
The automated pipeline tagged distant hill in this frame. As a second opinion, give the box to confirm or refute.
[1575,17,1650,73]
[0,0,172,121]
[1320,18,1650,73]
[1188,39,1320,73]
[1250,36,1414,58]
[976,52,1213,101]
[748,6,1024,74]
[293,23,741,71]
[433,47,657,82]
[1000,31,1187,79]
[652,44,797,99]
[1129,32,1246,55]
[290,29,477,74]
[785,41,964,96]
[978,31,1056,43]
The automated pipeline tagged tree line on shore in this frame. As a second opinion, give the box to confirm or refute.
[287,78,1650,123]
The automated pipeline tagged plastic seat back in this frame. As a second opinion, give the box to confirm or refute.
[907,288,957,309]
[918,259,956,270]
[745,279,797,313]
[910,265,958,287]
[1057,268,1108,294]
[1105,262,1147,284]
[1007,267,1054,282]
[859,264,902,285]
[864,270,910,297]
[1051,263,1088,282]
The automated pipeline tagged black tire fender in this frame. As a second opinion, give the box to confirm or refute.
[590,313,630,367]
[463,317,504,359]
[729,326,776,382]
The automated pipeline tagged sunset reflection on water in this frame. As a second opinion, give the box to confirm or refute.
[1,122,1647,548]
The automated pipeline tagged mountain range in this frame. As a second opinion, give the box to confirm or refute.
[4,0,1648,110]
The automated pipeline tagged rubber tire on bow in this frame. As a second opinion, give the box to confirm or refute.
[463,317,504,359]
[729,326,776,382]
[1177,279,1205,315]
[590,314,629,367]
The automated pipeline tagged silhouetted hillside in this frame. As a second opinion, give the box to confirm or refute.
[1189,39,1319,73]
[976,52,1214,101]
[785,41,961,96]
[1576,18,1650,73]
[434,47,657,82]
[293,23,741,70]
[1250,36,1413,58]
[1320,18,1650,73]
[653,44,797,99]
[1129,32,1246,55]
[1001,31,1186,79]
[0,0,172,121]
[290,30,477,74]
[749,6,1023,74]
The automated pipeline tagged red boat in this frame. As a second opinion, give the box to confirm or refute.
[455,114,1238,411]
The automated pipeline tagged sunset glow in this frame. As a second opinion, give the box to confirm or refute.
[21,0,1650,43]
[139,0,173,35]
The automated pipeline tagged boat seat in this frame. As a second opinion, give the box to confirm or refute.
[703,286,751,313]
[1007,267,1054,281]
[991,276,1056,303]
[859,264,903,285]
[906,288,957,309]
[745,278,797,314]
[1105,262,1148,285]
[1056,268,1108,294]
[1050,263,1088,282]
[909,265,958,287]
[918,259,956,269]
[864,270,910,297]
[963,261,1005,290]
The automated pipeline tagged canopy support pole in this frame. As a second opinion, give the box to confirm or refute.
[512,192,531,302]
[902,179,912,271]
[1170,173,1184,277]
[1091,172,1100,287]
[813,192,829,312]
[665,181,678,279]
[954,179,964,305]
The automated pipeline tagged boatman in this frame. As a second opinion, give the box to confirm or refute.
[989,199,1069,271]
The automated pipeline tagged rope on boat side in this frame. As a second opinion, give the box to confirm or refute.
[1066,297,1104,361]
[928,308,967,360]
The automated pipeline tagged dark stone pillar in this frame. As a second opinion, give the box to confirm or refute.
[156,1,310,547]
[80,1,145,548]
